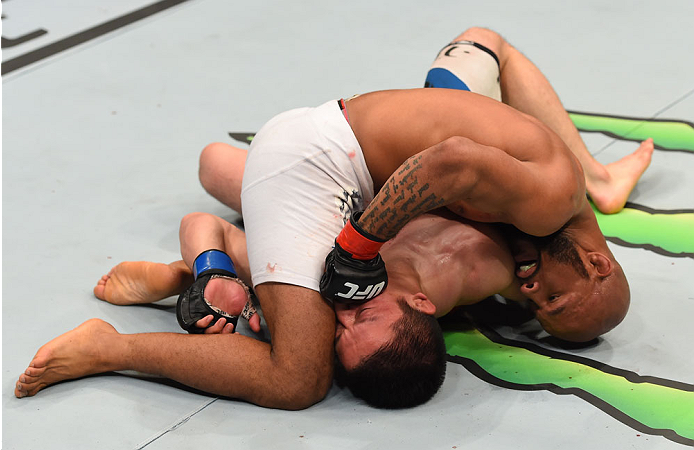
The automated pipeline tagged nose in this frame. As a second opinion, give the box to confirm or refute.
[520,280,540,294]
[334,304,356,326]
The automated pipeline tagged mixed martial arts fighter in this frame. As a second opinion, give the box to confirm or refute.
[15,28,644,410]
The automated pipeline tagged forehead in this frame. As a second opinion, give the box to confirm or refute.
[336,324,392,369]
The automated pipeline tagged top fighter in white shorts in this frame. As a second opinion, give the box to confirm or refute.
[242,39,504,296]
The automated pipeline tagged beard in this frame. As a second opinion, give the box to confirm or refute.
[533,228,590,279]
[504,224,590,280]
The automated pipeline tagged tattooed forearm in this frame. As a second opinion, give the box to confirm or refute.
[359,153,447,239]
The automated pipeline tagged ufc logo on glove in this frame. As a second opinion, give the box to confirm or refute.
[336,281,386,301]
[320,211,389,305]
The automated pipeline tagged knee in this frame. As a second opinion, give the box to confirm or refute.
[457,27,510,61]
[179,212,215,234]
[198,142,227,188]
[277,365,333,410]
[459,27,505,44]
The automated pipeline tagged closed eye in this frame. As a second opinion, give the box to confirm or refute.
[357,308,380,324]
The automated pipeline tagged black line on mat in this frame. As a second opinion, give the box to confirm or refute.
[446,323,694,446]
[448,354,694,447]
[624,202,694,215]
[1,0,192,76]
[605,236,694,259]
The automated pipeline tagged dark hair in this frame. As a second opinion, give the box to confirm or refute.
[335,298,447,408]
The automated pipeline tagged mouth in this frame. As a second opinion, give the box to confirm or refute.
[516,260,538,279]
[334,322,344,341]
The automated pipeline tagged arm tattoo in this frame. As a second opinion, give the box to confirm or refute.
[360,154,446,239]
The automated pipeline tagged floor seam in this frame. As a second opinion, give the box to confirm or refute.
[133,398,219,449]
[591,86,694,157]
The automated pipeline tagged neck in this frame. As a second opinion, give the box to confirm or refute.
[379,211,521,317]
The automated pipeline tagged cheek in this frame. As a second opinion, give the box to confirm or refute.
[336,347,360,372]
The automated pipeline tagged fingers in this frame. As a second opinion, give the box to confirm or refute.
[249,313,262,333]
[195,316,235,334]
[195,315,214,329]
[206,318,234,334]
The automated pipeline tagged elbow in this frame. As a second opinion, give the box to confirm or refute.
[428,136,480,196]
[426,136,477,181]
[434,136,472,163]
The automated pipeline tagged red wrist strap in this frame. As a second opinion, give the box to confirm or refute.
[336,219,384,260]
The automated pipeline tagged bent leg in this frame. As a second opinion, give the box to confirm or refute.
[199,142,248,213]
[17,283,334,409]
[179,212,251,283]
[94,213,251,306]
[179,212,260,333]
[448,27,653,214]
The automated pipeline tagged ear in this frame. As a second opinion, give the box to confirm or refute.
[408,292,437,316]
[587,252,613,277]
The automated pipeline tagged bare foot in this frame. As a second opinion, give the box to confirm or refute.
[94,261,193,305]
[587,138,655,214]
[15,319,119,398]
[195,277,262,333]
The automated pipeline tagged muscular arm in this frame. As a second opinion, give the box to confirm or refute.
[359,136,583,239]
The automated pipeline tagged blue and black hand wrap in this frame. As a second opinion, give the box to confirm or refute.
[176,249,255,334]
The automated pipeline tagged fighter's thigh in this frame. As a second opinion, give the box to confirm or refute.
[254,283,335,382]
[199,142,247,210]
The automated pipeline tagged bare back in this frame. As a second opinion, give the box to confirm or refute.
[346,89,587,237]
[348,89,574,187]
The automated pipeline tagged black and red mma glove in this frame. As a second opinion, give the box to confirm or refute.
[319,211,388,304]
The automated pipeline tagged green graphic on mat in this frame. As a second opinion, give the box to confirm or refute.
[591,203,694,258]
[444,327,694,444]
[569,112,694,153]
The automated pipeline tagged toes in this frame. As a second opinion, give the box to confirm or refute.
[15,373,40,398]
[25,366,44,378]
[15,384,27,398]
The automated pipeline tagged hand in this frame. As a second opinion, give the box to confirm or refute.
[320,211,388,304]
[194,314,262,334]
[177,249,259,334]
